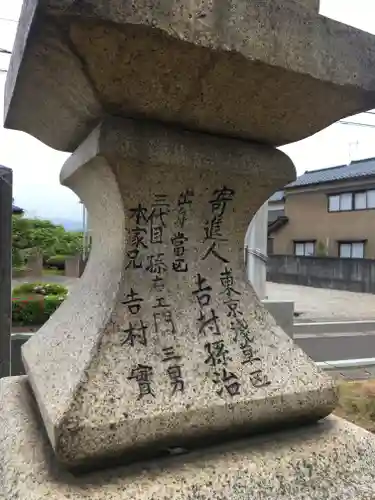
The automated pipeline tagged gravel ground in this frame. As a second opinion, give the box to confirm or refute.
[267,282,375,321]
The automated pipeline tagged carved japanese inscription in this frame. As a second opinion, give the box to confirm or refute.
[118,184,269,405]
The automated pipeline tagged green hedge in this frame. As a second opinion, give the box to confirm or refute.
[12,282,68,326]
[12,282,68,297]
[12,295,65,326]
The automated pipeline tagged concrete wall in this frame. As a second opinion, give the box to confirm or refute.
[268,255,375,294]
[273,185,375,258]
[262,299,294,337]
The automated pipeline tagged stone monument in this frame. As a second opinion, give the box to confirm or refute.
[2,0,375,498]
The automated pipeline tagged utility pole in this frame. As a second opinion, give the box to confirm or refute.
[0,166,12,378]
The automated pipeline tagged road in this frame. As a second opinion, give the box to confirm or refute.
[296,332,375,362]
[295,331,375,380]
[267,282,375,321]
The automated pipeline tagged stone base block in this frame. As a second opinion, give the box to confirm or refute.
[262,300,294,337]
[1,376,375,499]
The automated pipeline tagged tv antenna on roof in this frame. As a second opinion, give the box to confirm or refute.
[347,140,359,165]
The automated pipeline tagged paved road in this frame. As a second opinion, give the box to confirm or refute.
[296,332,375,362]
[294,331,375,380]
[267,282,375,321]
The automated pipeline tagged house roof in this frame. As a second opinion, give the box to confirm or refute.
[12,204,23,214]
[268,190,285,202]
[285,157,375,189]
[268,216,289,235]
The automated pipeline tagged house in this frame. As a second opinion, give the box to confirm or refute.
[12,204,24,215]
[268,157,375,259]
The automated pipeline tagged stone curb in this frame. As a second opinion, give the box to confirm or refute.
[294,320,375,335]
[11,333,34,341]
[316,358,375,370]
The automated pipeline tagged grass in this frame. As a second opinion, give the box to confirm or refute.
[334,380,375,433]
[42,268,64,276]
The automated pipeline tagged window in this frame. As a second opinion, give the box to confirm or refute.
[328,189,375,212]
[328,195,340,212]
[354,192,366,210]
[340,193,352,210]
[328,192,353,211]
[338,241,365,259]
[294,241,315,256]
[368,190,375,208]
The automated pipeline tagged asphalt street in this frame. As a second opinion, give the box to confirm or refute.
[296,332,375,362]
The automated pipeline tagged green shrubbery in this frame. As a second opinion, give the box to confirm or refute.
[12,215,83,270]
[12,282,68,297]
[12,282,68,326]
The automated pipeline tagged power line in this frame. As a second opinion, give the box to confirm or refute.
[0,48,11,55]
[339,120,375,129]
[0,17,17,23]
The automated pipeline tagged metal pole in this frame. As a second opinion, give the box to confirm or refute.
[0,166,12,378]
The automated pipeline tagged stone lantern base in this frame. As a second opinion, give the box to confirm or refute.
[1,376,375,499]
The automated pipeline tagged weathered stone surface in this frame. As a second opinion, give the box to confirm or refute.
[1,376,375,500]
[22,117,335,467]
[5,0,375,152]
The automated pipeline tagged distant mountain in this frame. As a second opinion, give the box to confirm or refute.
[51,218,83,231]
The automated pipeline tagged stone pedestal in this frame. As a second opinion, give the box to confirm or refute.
[21,118,335,468]
[26,251,43,278]
[3,0,375,498]
[2,376,375,499]
[64,255,81,278]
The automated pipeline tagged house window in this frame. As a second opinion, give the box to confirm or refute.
[328,192,353,211]
[328,189,375,211]
[354,192,366,210]
[367,190,375,208]
[328,195,340,212]
[340,193,353,211]
[294,241,315,256]
[338,241,365,259]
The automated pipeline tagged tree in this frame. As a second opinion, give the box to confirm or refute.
[316,240,328,257]
[12,214,83,266]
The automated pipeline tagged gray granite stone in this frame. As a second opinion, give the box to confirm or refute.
[1,376,375,500]
[4,0,375,151]
[21,117,336,468]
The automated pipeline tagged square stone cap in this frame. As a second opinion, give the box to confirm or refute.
[2,376,375,499]
[4,0,375,152]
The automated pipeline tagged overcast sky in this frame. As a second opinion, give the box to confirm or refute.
[1,0,375,221]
